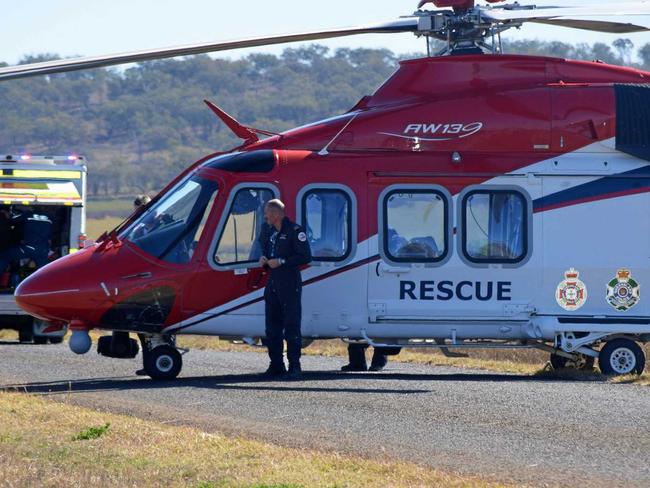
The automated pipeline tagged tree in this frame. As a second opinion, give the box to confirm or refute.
[639,43,650,69]
[613,38,634,65]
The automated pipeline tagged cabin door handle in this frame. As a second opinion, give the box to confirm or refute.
[376,262,411,277]
[121,272,153,280]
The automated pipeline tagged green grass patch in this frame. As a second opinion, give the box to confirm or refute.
[72,422,111,441]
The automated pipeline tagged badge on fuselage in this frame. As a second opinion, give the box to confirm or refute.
[606,268,640,312]
[556,268,587,311]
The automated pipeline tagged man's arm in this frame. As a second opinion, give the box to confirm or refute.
[257,223,270,267]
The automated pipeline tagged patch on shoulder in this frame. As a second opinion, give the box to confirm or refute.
[298,232,307,242]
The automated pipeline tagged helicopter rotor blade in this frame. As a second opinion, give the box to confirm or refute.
[481,3,650,33]
[528,18,650,34]
[0,18,418,81]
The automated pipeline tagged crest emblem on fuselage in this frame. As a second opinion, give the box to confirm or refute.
[556,268,587,311]
[606,268,640,312]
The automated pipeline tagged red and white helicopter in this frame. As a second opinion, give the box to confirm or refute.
[3,0,650,379]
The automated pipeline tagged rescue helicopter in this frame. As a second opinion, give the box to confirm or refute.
[3,0,650,380]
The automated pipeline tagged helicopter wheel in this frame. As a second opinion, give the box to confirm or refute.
[143,345,183,380]
[550,353,595,371]
[599,338,645,376]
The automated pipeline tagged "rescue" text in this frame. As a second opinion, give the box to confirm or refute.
[399,280,512,301]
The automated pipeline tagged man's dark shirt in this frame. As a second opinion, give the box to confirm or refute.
[258,217,312,291]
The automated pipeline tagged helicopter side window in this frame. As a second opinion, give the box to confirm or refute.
[300,189,353,263]
[382,188,450,265]
[122,176,218,264]
[214,186,275,266]
[461,188,529,265]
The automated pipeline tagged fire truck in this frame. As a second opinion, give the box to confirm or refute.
[0,155,87,343]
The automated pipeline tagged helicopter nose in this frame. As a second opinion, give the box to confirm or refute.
[15,248,101,322]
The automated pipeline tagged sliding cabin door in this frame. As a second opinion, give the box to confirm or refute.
[367,176,542,339]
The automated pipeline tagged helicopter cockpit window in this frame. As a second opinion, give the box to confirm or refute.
[122,176,218,264]
[461,189,528,264]
[214,187,275,266]
[383,189,449,264]
[301,189,351,262]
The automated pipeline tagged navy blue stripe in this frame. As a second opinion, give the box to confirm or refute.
[533,166,650,212]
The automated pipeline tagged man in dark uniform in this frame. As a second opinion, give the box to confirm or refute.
[0,209,52,274]
[258,199,312,380]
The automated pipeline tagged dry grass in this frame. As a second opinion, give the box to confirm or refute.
[0,392,510,488]
[178,335,545,375]
[610,373,650,386]
[87,198,134,216]
[0,329,17,341]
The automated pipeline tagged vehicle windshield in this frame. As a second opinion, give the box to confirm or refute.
[122,176,218,264]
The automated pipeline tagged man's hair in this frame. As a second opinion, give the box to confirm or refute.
[266,199,285,213]
[134,194,152,208]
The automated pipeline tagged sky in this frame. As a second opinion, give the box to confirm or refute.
[2,0,650,65]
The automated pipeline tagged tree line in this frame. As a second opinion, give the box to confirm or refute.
[0,39,648,197]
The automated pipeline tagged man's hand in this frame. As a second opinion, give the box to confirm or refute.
[259,256,269,267]
[267,258,282,269]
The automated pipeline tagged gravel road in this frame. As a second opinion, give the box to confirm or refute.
[0,340,649,487]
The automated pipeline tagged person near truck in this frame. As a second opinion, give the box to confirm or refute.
[0,208,52,274]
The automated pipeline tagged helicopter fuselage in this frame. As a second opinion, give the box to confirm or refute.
[14,54,650,371]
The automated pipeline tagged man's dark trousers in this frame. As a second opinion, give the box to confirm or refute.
[264,283,302,367]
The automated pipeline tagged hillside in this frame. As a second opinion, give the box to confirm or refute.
[1,39,647,197]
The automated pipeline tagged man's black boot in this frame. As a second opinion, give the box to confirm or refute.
[263,362,287,378]
[286,363,302,381]
[341,362,368,372]
[341,343,368,371]
[369,351,388,372]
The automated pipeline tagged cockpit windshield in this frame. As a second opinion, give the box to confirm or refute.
[122,176,218,264]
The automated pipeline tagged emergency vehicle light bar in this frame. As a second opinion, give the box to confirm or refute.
[2,155,85,164]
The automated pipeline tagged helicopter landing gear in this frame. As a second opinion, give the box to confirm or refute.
[139,334,183,380]
[144,345,183,380]
[550,353,595,371]
[599,338,646,376]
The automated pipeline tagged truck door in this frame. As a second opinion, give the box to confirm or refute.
[367,176,542,337]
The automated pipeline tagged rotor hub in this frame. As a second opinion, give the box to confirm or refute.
[414,1,526,55]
